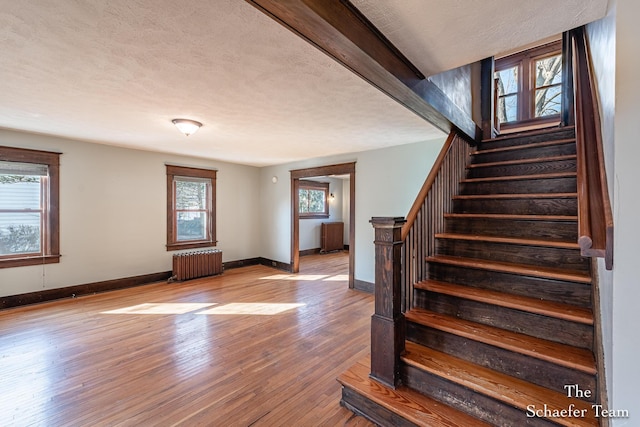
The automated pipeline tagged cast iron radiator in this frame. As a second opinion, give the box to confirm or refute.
[172,249,223,281]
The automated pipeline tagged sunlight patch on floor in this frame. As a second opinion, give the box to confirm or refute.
[261,274,329,281]
[101,302,306,316]
[196,302,305,315]
[260,274,348,281]
[322,274,349,281]
[101,303,216,315]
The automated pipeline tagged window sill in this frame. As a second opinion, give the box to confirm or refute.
[166,241,218,251]
[499,115,561,130]
[300,214,330,219]
[0,255,61,269]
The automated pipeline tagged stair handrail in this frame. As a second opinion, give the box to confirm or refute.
[571,27,614,270]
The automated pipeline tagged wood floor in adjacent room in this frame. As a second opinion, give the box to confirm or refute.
[0,252,375,426]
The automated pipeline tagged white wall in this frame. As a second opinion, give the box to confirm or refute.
[0,130,260,297]
[586,4,616,406]
[258,136,446,284]
[298,177,343,251]
[575,7,640,420]
[611,0,640,423]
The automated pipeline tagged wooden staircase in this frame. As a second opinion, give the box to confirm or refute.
[339,127,600,426]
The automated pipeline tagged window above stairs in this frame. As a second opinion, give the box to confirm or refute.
[495,40,563,133]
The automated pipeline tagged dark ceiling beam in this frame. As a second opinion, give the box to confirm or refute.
[247,0,480,141]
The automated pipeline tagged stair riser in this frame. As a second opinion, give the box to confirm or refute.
[445,218,578,241]
[414,290,594,349]
[340,387,417,427]
[480,128,576,149]
[472,142,576,164]
[467,158,576,178]
[406,324,597,400]
[453,197,577,215]
[428,263,592,307]
[402,364,560,426]
[460,176,576,195]
[435,239,589,271]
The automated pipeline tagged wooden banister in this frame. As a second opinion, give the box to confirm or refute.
[400,132,473,311]
[571,27,614,270]
[402,132,456,241]
[368,131,472,386]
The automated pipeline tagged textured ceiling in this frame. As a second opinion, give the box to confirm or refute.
[352,0,609,75]
[0,0,608,166]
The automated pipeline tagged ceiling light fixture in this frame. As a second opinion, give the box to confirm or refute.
[172,119,202,136]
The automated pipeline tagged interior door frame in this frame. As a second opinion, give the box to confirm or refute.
[291,162,356,288]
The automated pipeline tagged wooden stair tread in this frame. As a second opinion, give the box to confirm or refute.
[461,172,576,183]
[467,154,576,169]
[338,357,491,427]
[435,232,578,249]
[405,309,596,374]
[402,342,598,427]
[453,192,577,200]
[444,213,578,222]
[426,255,591,284]
[435,232,580,249]
[473,138,576,155]
[481,126,575,143]
[415,280,593,325]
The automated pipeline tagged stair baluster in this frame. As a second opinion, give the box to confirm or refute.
[401,131,473,311]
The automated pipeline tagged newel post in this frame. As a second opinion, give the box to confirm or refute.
[369,217,406,388]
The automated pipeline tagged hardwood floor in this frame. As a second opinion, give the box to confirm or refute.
[0,252,374,426]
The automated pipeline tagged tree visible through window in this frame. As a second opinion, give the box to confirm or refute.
[299,180,329,219]
[166,165,216,251]
[0,146,60,268]
[534,54,563,118]
[495,41,562,127]
[496,65,519,123]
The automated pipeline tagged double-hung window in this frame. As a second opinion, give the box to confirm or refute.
[0,146,60,268]
[495,41,562,128]
[166,165,216,251]
[299,180,329,219]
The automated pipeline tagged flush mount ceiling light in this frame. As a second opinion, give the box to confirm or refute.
[172,119,202,136]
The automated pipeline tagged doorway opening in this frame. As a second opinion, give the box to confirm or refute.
[290,162,355,288]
